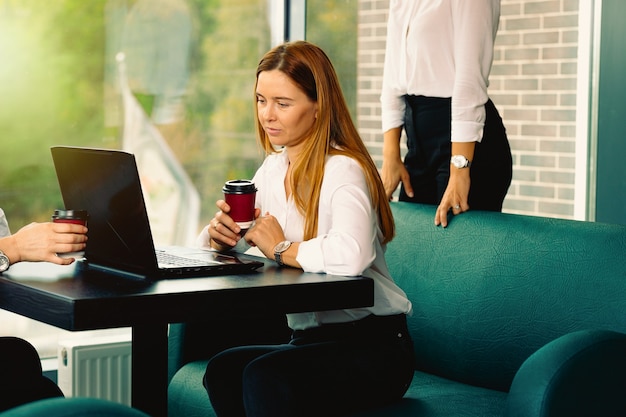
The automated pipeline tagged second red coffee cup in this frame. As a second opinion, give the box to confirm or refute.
[223,180,257,232]
[52,209,88,259]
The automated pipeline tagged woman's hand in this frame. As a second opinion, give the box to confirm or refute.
[435,169,470,228]
[243,213,286,259]
[436,142,475,227]
[207,200,260,250]
[8,222,88,265]
[382,157,413,201]
[382,127,414,200]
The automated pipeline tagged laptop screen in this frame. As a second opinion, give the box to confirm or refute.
[51,146,159,276]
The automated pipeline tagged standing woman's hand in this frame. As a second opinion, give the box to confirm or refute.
[435,170,470,228]
[382,127,414,200]
[435,142,475,228]
[382,157,413,201]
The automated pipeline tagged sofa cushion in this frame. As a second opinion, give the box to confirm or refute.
[348,371,507,417]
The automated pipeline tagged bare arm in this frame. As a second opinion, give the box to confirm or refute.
[381,127,413,200]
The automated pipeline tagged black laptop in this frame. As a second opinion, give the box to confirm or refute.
[51,146,263,280]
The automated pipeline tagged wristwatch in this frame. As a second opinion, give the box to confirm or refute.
[451,155,472,169]
[0,250,10,273]
[273,240,292,267]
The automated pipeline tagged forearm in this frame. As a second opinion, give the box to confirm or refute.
[449,142,475,182]
[382,127,403,162]
[0,236,19,264]
[451,141,476,162]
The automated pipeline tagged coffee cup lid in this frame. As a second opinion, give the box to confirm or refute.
[52,209,89,220]
[223,180,257,194]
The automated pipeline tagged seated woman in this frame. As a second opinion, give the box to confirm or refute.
[196,41,415,417]
[1,208,88,411]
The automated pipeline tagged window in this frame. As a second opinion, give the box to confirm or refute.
[1,0,275,358]
[306,0,358,122]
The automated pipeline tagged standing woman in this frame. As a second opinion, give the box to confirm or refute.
[380,0,512,227]
[197,41,415,417]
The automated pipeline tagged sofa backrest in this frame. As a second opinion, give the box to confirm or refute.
[387,202,626,392]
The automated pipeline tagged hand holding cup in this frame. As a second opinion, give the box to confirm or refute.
[209,180,258,250]
[52,209,88,259]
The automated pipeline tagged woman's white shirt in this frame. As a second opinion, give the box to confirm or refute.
[380,0,501,143]
[196,150,412,330]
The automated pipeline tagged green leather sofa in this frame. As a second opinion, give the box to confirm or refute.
[0,398,150,417]
[168,202,626,417]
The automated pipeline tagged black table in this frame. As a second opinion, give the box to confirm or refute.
[0,257,374,417]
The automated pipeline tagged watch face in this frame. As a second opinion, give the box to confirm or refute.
[275,240,291,253]
[451,155,469,168]
[0,254,9,272]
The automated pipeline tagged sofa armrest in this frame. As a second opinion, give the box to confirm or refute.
[506,329,626,417]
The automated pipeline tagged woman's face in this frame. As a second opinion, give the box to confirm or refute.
[256,69,318,151]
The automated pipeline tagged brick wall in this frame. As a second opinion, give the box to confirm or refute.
[357,0,582,219]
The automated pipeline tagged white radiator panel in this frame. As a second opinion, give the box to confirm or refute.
[57,334,132,406]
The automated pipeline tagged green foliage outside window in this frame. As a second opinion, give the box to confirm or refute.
[1,0,357,235]
[1,0,107,225]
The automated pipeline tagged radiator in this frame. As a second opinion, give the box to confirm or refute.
[57,334,132,406]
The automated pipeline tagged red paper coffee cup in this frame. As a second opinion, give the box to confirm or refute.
[223,180,257,230]
[52,209,88,259]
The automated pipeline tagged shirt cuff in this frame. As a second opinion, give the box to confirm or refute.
[451,120,484,143]
[295,239,326,273]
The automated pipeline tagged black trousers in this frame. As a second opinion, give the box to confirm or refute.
[0,337,64,411]
[400,95,512,211]
[203,314,415,417]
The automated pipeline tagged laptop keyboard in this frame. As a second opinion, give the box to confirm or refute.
[156,251,212,267]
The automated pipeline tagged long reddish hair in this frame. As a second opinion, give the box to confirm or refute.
[254,41,394,244]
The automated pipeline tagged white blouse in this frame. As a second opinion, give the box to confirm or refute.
[0,209,10,238]
[198,150,412,330]
[380,0,501,143]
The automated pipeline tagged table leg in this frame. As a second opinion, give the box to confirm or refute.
[132,323,168,417]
